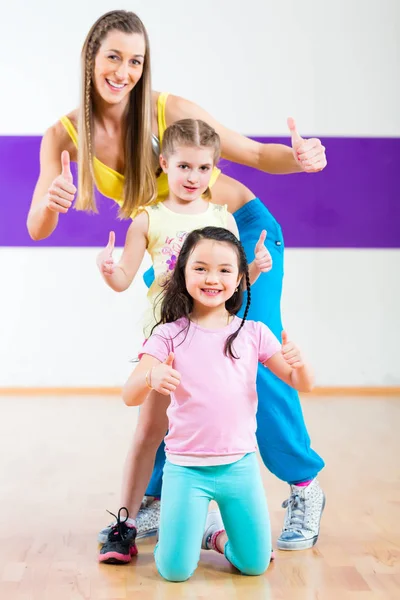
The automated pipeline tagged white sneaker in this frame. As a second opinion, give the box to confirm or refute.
[136,496,161,539]
[277,479,325,550]
[201,510,224,550]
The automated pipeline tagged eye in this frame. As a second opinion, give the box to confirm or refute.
[107,54,119,61]
[178,165,189,169]
[130,59,142,66]
[195,267,205,272]
[200,166,210,171]
[221,269,232,274]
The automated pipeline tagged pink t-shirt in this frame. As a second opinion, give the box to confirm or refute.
[140,316,281,465]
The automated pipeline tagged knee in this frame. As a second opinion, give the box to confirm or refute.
[156,556,196,582]
[227,545,271,577]
[157,565,194,582]
[239,555,271,576]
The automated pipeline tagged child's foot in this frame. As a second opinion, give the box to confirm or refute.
[97,496,160,544]
[277,478,325,551]
[201,509,275,560]
[201,510,225,551]
[98,507,138,564]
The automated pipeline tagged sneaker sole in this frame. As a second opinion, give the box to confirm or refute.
[98,545,138,564]
[276,494,326,551]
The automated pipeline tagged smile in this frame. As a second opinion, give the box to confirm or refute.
[201,289,221,296]
[106,79,127,90]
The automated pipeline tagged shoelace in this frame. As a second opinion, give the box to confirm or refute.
[106,507,130,540]
[282,493,306,531]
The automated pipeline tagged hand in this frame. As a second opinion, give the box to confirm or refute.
[287,118,327,173]
[281,331,304,369]
[254,230,273,273]
[151,352,181,396]
[97,231,116,276]
[46,151,77,213]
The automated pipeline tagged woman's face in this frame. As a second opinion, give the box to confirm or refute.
[93,30,146,105]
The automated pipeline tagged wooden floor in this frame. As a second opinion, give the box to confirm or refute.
[0,395,399,599]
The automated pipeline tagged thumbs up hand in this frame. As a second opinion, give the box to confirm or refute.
[150,352,181,395]
[281,331,304,369]
[46,151,77,213]
[287,117,327,173]
[254,230,273,273]
[97,231,116,276]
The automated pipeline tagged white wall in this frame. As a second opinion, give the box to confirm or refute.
[1,0,399,387]
[2,0,399,136]
[1,248,398,387]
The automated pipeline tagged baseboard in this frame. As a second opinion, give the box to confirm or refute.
[0,387,399,396]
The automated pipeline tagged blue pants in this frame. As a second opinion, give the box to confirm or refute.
[145,198,324,496]
[155,453,271,581]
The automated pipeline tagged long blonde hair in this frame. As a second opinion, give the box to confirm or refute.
[161,119,221,200]
[76,10,157,218]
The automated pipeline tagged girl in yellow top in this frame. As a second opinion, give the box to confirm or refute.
[27,10,326,551]
[96,120,270,338]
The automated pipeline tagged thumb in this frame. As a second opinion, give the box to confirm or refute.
[61,150,72,181]
[107,231,115,251]
[287,117,303,148]
[164,352,174,366]
[255,229,267,251]
[281,330,288,346]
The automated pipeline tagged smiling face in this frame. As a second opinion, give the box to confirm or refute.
[184,239,241,310]
[160,145,215,203]
[93,30,146,105]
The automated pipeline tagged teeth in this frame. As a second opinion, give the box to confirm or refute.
[106,79,125,89]
[203,290,219,294]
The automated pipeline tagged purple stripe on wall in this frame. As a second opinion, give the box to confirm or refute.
[1,135,399,248]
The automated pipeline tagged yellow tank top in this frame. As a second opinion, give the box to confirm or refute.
[60,92,221,215]
[143,202,228,337]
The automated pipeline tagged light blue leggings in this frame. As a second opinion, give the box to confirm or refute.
[144,198,324,495]
[154,453,271,582]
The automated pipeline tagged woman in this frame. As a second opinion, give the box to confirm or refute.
[27,10,326,552]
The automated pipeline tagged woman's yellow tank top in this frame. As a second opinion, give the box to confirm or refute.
[60,92,221,216]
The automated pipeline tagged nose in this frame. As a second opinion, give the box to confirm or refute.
[187,169,199,184]
[115,62,129,80]
[205,270,219,285]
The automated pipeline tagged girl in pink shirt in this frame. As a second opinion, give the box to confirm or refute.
[119,225,314,581]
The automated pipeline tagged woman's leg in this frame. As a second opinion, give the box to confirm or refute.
[215,454,272,576]
[233,199,325,549]
[145,439,165,497]
[155,461,212,582]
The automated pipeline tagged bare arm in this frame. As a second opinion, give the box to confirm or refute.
[225,213,271,286]
[165,94,326,175]
[97,211,148,292]
[264,333,314,392]
[123,352,180,406]
[122,354,161,407]
[27,124,77,240]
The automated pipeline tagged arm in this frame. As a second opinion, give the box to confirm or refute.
[27,125,77,240]
[97,212,148,292]
[264,332,314,393]
[165,95,326,175]
[226,213,272,286]
[123,352,180,406]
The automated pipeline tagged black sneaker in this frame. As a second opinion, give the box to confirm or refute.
[98,507,138,564]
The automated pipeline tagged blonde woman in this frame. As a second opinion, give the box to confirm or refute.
[27,10,326,552]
